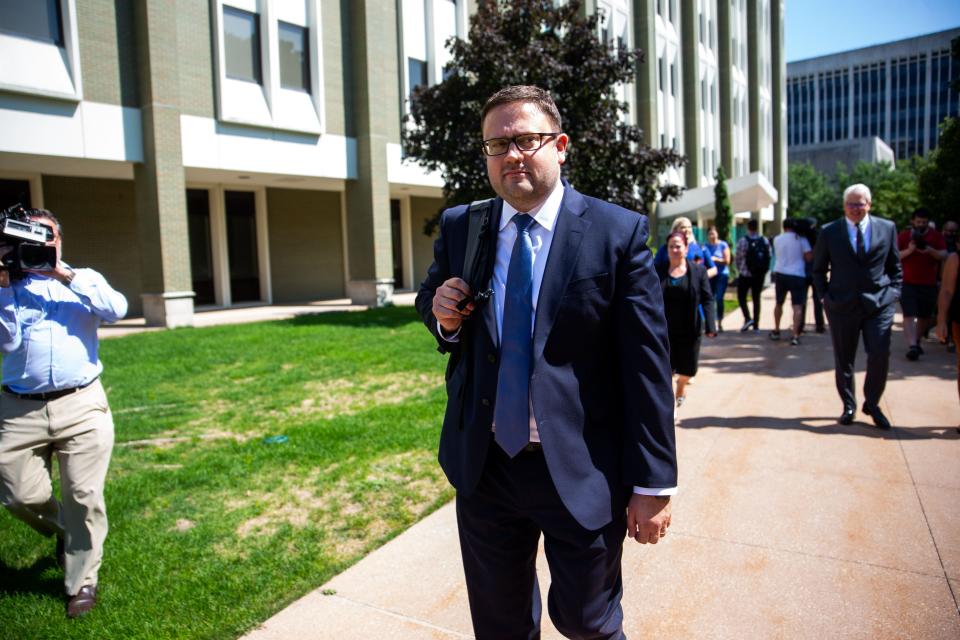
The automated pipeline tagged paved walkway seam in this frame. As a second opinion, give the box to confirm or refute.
[322,594,473,639]
[893,429,960,614]
[674,531,952,578]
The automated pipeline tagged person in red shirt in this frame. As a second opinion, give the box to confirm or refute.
[898,208,947,360]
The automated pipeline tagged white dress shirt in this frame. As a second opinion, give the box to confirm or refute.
[845,214,871,254]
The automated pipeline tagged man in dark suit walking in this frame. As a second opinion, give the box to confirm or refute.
[416,85,676,639]
[813,183,902,429]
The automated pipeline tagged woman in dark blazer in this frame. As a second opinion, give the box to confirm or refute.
[656,231,717,422]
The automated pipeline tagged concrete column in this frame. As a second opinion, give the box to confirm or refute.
[746,0,761,228]
[132,0,194,327]
[681,0,701,188]
[344,0,401,307]
[634,0,661,243]
[717,0,733,176]
[771,0,786,232]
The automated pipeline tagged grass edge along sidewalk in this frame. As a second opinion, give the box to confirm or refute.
[0,305,454,640]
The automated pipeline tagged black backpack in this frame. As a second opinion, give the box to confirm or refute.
[745,236,770,275]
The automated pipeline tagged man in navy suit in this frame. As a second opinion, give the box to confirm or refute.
[813,183,902,430]
[416,86,676,639]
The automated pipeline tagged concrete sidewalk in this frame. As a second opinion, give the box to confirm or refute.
[242,287,960,639]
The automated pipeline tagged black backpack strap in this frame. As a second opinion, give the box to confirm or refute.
[461,198,495,296]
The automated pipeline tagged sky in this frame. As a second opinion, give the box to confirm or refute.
[786,0,960,62]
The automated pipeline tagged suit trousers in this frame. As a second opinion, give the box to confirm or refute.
[0,380,115,596]
[825,304,895,411]
[456,442,627,640]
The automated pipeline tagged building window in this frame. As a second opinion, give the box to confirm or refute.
[670,61,677,97]
[659,56,666,92]
[0,0,62,45]
[278,21,309,92]
[223,6,261,84]
[213,1,325,133]
[408,57,427,99]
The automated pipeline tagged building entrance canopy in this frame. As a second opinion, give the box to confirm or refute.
[658,171,779,221]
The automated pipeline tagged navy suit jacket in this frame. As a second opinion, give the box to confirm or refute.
[812,216,902,316]
[415,187,677,531]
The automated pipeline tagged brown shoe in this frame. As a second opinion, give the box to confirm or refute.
[66,585,97,618]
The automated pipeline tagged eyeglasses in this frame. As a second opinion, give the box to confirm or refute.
[481,132,561,156]
[845,201,869,209]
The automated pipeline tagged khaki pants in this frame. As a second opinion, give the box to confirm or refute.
[0,379,114,596]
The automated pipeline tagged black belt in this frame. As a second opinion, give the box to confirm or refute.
[2,378,96,401]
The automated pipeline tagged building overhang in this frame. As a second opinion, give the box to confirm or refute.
[658,171,779,221]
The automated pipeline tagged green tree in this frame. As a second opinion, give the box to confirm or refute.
[919,117,960,222]
[404,0,686,234]
[712,165,732,244]
[787,162,837,226]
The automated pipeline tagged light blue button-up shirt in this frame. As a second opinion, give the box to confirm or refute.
[0,265,127,393]
[845,214,871,254]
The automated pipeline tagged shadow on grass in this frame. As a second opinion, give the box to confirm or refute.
[281,305,422,329]
[679,415,959,440]
[0,557,63,599]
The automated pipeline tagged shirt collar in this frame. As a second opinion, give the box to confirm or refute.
[845,214,870,231]
[499,179,565,233]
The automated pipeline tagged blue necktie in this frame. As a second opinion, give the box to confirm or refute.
[495,214,535,457]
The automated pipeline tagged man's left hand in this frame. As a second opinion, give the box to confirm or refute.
[627,494,672,544]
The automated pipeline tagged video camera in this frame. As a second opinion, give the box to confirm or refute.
[0,203,58,280]
[911,228,928,251]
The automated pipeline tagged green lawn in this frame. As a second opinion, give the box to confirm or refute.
[0,307,453,639]
[724,297,739,315]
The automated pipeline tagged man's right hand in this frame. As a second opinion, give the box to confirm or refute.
[432,277,474,334]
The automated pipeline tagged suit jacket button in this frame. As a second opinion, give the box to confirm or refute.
[481,398,490,406]
[487,353,497,363]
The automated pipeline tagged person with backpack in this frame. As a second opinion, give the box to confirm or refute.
[735,218,771,331]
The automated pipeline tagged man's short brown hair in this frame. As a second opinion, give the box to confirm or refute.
[481,85,563,131]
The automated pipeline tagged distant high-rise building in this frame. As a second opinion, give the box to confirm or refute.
[787,28,960,164]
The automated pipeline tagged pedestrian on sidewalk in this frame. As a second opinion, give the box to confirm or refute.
[935,250,960,420]
[796,217,826,334]
[898,208,946,361]
[657,232,717,424]
[705,226,731,332]
[812,184,902,430]
[735,218,771,332]
[654,217,718,277]
[0,207,127,618]
[417,85,677,640]
[770,218,813,346]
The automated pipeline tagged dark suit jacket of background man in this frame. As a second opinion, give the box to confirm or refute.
[415,186,677,532]
[812,216,901,318]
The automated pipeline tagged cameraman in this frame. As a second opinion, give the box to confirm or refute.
[898,208,946,360]
[0,209,127,618]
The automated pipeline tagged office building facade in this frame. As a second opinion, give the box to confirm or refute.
[787,28,960,164]
[0,1,785,326]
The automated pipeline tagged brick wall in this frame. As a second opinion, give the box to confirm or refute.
[267,188,345,302]
[42,176,144,316]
